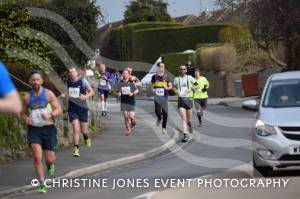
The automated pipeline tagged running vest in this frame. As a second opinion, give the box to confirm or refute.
[67,77,88,112]
[98,71,110,91]
[193,76,209,99]
[153,74,169,99]
[28,87,52,127]
[177,75,194,98]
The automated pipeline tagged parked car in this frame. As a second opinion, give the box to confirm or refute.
[244,71,300,176]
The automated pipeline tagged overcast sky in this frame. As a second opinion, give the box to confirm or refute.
[96,0,217,26]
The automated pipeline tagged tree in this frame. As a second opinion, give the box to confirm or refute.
[124,0,172,24]
[214,0,242,11]
[0,2,54,69]
[26,0,102,70]
[248,0,300,70]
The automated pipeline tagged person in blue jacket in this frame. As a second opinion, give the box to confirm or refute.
[0,62,21,115]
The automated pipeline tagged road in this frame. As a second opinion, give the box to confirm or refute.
[11,100,256,199]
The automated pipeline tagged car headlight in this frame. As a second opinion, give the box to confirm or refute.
[255,119,277,136]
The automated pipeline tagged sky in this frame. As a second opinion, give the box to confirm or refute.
[96,0,217,26]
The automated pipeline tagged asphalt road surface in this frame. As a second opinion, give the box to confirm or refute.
[11,100,256,199]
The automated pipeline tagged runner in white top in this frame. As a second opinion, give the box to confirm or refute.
[173,65,196,142]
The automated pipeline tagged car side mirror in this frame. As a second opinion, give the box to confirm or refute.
[242,99,259,111]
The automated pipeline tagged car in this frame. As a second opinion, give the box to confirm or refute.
[244,71,300,176]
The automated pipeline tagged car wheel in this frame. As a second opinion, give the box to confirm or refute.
[253,155,273,177]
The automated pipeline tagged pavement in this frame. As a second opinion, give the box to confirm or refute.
[0,96,252,197]
[0,101,178,197]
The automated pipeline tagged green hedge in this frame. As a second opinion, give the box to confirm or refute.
[132,24,245,63]
[162,52,194,77]
[107,22,183,61]
[194,43,223,70]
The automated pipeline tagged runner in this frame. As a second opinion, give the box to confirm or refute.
[151,62,172,134]
[193,69,209,127]
[127,67,141,87]
[186,60,195,78]
[173,65,196,142]
[97,64,111,116]
[62,67,94,157]
[22,71,62,193]
[0,61,21,114]
[116,69,139,136]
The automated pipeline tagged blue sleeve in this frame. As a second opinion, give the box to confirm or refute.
[0,63,16,97]
[107,72,111,80]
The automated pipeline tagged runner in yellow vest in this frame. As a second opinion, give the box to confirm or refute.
[193,69,209,127]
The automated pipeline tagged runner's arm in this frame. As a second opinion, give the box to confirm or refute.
[172,78,178,95]
[0,91,22,115]
[165,76,173,90]
[0,64,21,115]
[133,76,141,87]
[46,90,62,117]
[83,79,94,99]
[85,85,94,99]
[21,93,31,125]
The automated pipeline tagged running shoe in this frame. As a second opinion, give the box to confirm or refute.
[162,128,167,134]
[156,119,162,127]
[188,124,193,134]
[85,138,92,148]
[181,133,189,142]
[73,147,80,157]
[47,164,55,176]
[125,128,132,136]
[38,184,47,193]
[131,119,136,128]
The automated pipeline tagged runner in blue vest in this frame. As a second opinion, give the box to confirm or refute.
[22,71,62,193]
[0,61,21,114]
[151,62,172,134]
[62,67,94,157]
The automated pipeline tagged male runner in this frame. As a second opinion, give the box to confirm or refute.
[173,65,196,142]
[63,67,94,157]
[151,62,172,134]
[97,64,111,116]
[116,69,139,136]
[22,71,62,193]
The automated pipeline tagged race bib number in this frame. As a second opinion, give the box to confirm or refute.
[69,87,80,98]
[30,108,49,127]
[100,80,107,86]
[180,86,189,97]
[195,86,200,92]
[121,86,131,95]
[155,88,165,96]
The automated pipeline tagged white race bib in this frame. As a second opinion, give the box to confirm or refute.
[121,86,131,95]
[155,88,165,96]
[69,87,80,98]
[195,86,200,92]
[30,108,50,127]
[180,86,189,97]
[100,80,107,86]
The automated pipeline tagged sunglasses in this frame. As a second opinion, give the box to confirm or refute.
[179,68,187,71]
